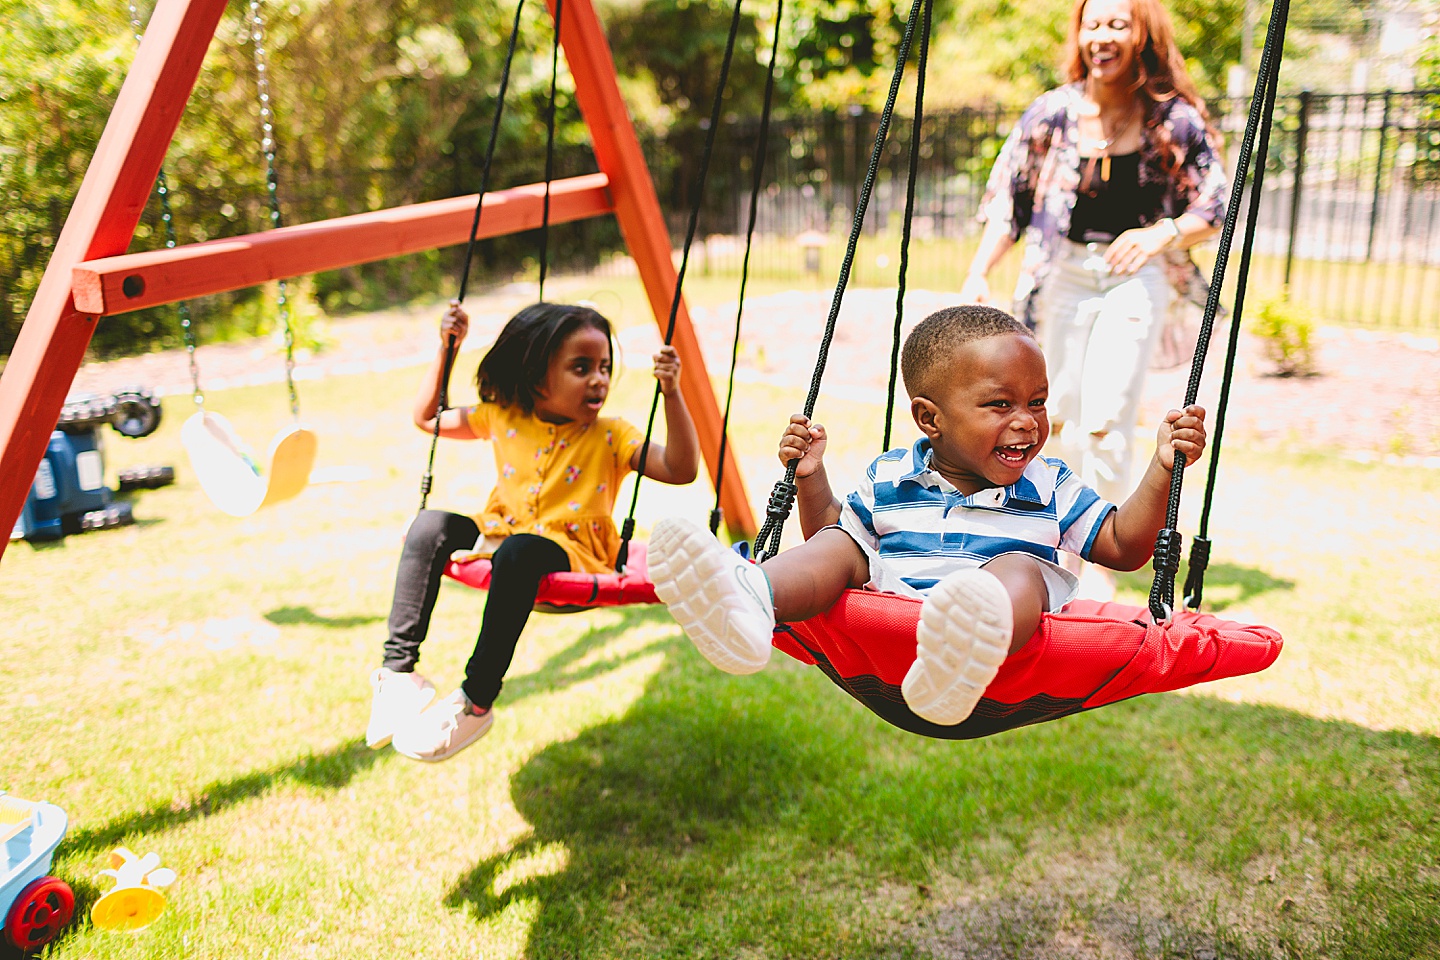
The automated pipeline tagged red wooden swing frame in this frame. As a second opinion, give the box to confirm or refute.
[0,0,755,561]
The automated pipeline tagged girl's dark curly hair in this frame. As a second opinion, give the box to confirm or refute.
[476,302,614,413]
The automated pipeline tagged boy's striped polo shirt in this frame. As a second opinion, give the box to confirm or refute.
[838,439,1115,596]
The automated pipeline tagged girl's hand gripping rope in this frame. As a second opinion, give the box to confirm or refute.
[652,345,682,395]
[440,300,470,346]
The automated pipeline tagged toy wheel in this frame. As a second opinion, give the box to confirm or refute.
[111,389,162,439]
[117,465,176,491]
[5,876,74,950]
[79,502,134,532]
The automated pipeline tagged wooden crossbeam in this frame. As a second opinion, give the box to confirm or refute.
[72,174,613,316]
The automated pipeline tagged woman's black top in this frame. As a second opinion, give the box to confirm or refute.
[1067,152,1163,243]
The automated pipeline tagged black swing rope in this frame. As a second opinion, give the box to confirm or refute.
[538,0,563,302]
[1146,0,1290,621]
[1181,2,1287,612]
[754,0,930,562]
[613,0,751,572]
[419,0,528,512]
[710,0,786,536]
[883,0,933,453]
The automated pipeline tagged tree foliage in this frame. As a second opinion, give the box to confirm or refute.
[0,0,1397,360]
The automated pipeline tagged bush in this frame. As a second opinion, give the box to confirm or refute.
[1251,293,1317,377]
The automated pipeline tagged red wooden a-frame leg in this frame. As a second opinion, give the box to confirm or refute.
[0,0,229,560]
[551,0,757,538]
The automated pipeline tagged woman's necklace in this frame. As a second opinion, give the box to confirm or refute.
[1080,103,1139,196]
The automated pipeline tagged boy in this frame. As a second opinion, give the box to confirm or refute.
[648,304,1207,726]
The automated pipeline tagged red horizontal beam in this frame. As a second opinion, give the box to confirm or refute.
[72,173,613,315]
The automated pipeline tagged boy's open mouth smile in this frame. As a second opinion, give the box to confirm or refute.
[994,443,1034,467]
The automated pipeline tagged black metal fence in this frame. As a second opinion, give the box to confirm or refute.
[607,89,1440,331]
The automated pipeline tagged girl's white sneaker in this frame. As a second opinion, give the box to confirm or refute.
[649,517,775,675]
[392,689,494,762]
[365,667,437,748]
[902,569,1012,725]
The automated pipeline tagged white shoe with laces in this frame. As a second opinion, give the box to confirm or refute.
[902,568,1013,726]
[391,689,494,762]
[365,667,436,749]
[649,517,775,674]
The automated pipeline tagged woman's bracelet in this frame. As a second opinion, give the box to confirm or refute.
[1157,217,1181,248]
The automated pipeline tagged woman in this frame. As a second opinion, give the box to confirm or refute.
[960,0,1227,530]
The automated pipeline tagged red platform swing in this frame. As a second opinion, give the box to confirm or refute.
[736,0,1290,739]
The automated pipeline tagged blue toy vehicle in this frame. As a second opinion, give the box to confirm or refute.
[1,794,73,952]
[10,388,173,543]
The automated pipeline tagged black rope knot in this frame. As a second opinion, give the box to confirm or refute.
[1148,527,1183,622]
[708,507,724,536]
[765,479,797,524]
[1152,528,1183,577]
[1182,536,1212,610]
[615,517,637,573]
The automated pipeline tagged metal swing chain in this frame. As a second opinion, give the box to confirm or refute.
[754,0,928,562]
[883,0,933,454]
[711,0,785,536]
[248,0,299,421]
[613,0,748,572]
[419,0,528,512]
[1146,0,1290,621]
[128,0,204,412]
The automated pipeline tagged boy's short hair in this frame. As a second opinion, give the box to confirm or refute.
[901,304,1033,397]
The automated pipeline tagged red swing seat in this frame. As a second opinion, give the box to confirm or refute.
[445,541,660,613]
[773,590,1282,739]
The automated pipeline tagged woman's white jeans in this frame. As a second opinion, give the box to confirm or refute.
[1034,240,1172,505]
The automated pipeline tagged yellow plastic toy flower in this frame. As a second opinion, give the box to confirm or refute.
[91,847,176,933]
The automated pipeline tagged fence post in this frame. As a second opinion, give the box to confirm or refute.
[1283,90,1312,290]
[1366,89,1392,262]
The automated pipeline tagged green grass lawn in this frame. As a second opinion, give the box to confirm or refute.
[2,280,1438,958]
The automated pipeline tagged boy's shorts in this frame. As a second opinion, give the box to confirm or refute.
[832,516,1080,613]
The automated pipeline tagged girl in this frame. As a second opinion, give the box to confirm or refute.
[368,300,699,762]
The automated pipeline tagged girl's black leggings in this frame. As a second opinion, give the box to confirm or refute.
[382,510,570,709]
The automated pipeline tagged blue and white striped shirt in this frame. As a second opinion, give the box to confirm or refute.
[838,439,1115,596]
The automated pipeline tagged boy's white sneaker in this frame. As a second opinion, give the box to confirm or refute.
[649,517,775,674]
[366,667,437,748]
[391,689,494,762]
[903,568,1013,726]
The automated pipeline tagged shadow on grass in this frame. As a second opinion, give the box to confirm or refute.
[1115,559,1295,611]
[29,740,381,957]
[445,646,1440,959]
[497,604,677,709]
[61,739,379,858]
[264,605,385,628]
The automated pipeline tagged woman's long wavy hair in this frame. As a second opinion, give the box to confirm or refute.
[476,302,614,413]
[1063,0,1207,120]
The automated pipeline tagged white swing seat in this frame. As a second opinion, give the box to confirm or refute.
[181,411,317,517]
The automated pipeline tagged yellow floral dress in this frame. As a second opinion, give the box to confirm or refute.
[463,402,646,574]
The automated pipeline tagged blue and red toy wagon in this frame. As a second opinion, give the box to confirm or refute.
[1,794,74,952]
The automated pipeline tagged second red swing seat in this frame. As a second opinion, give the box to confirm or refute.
[772,590,1283,739]
[445,541,659,613]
